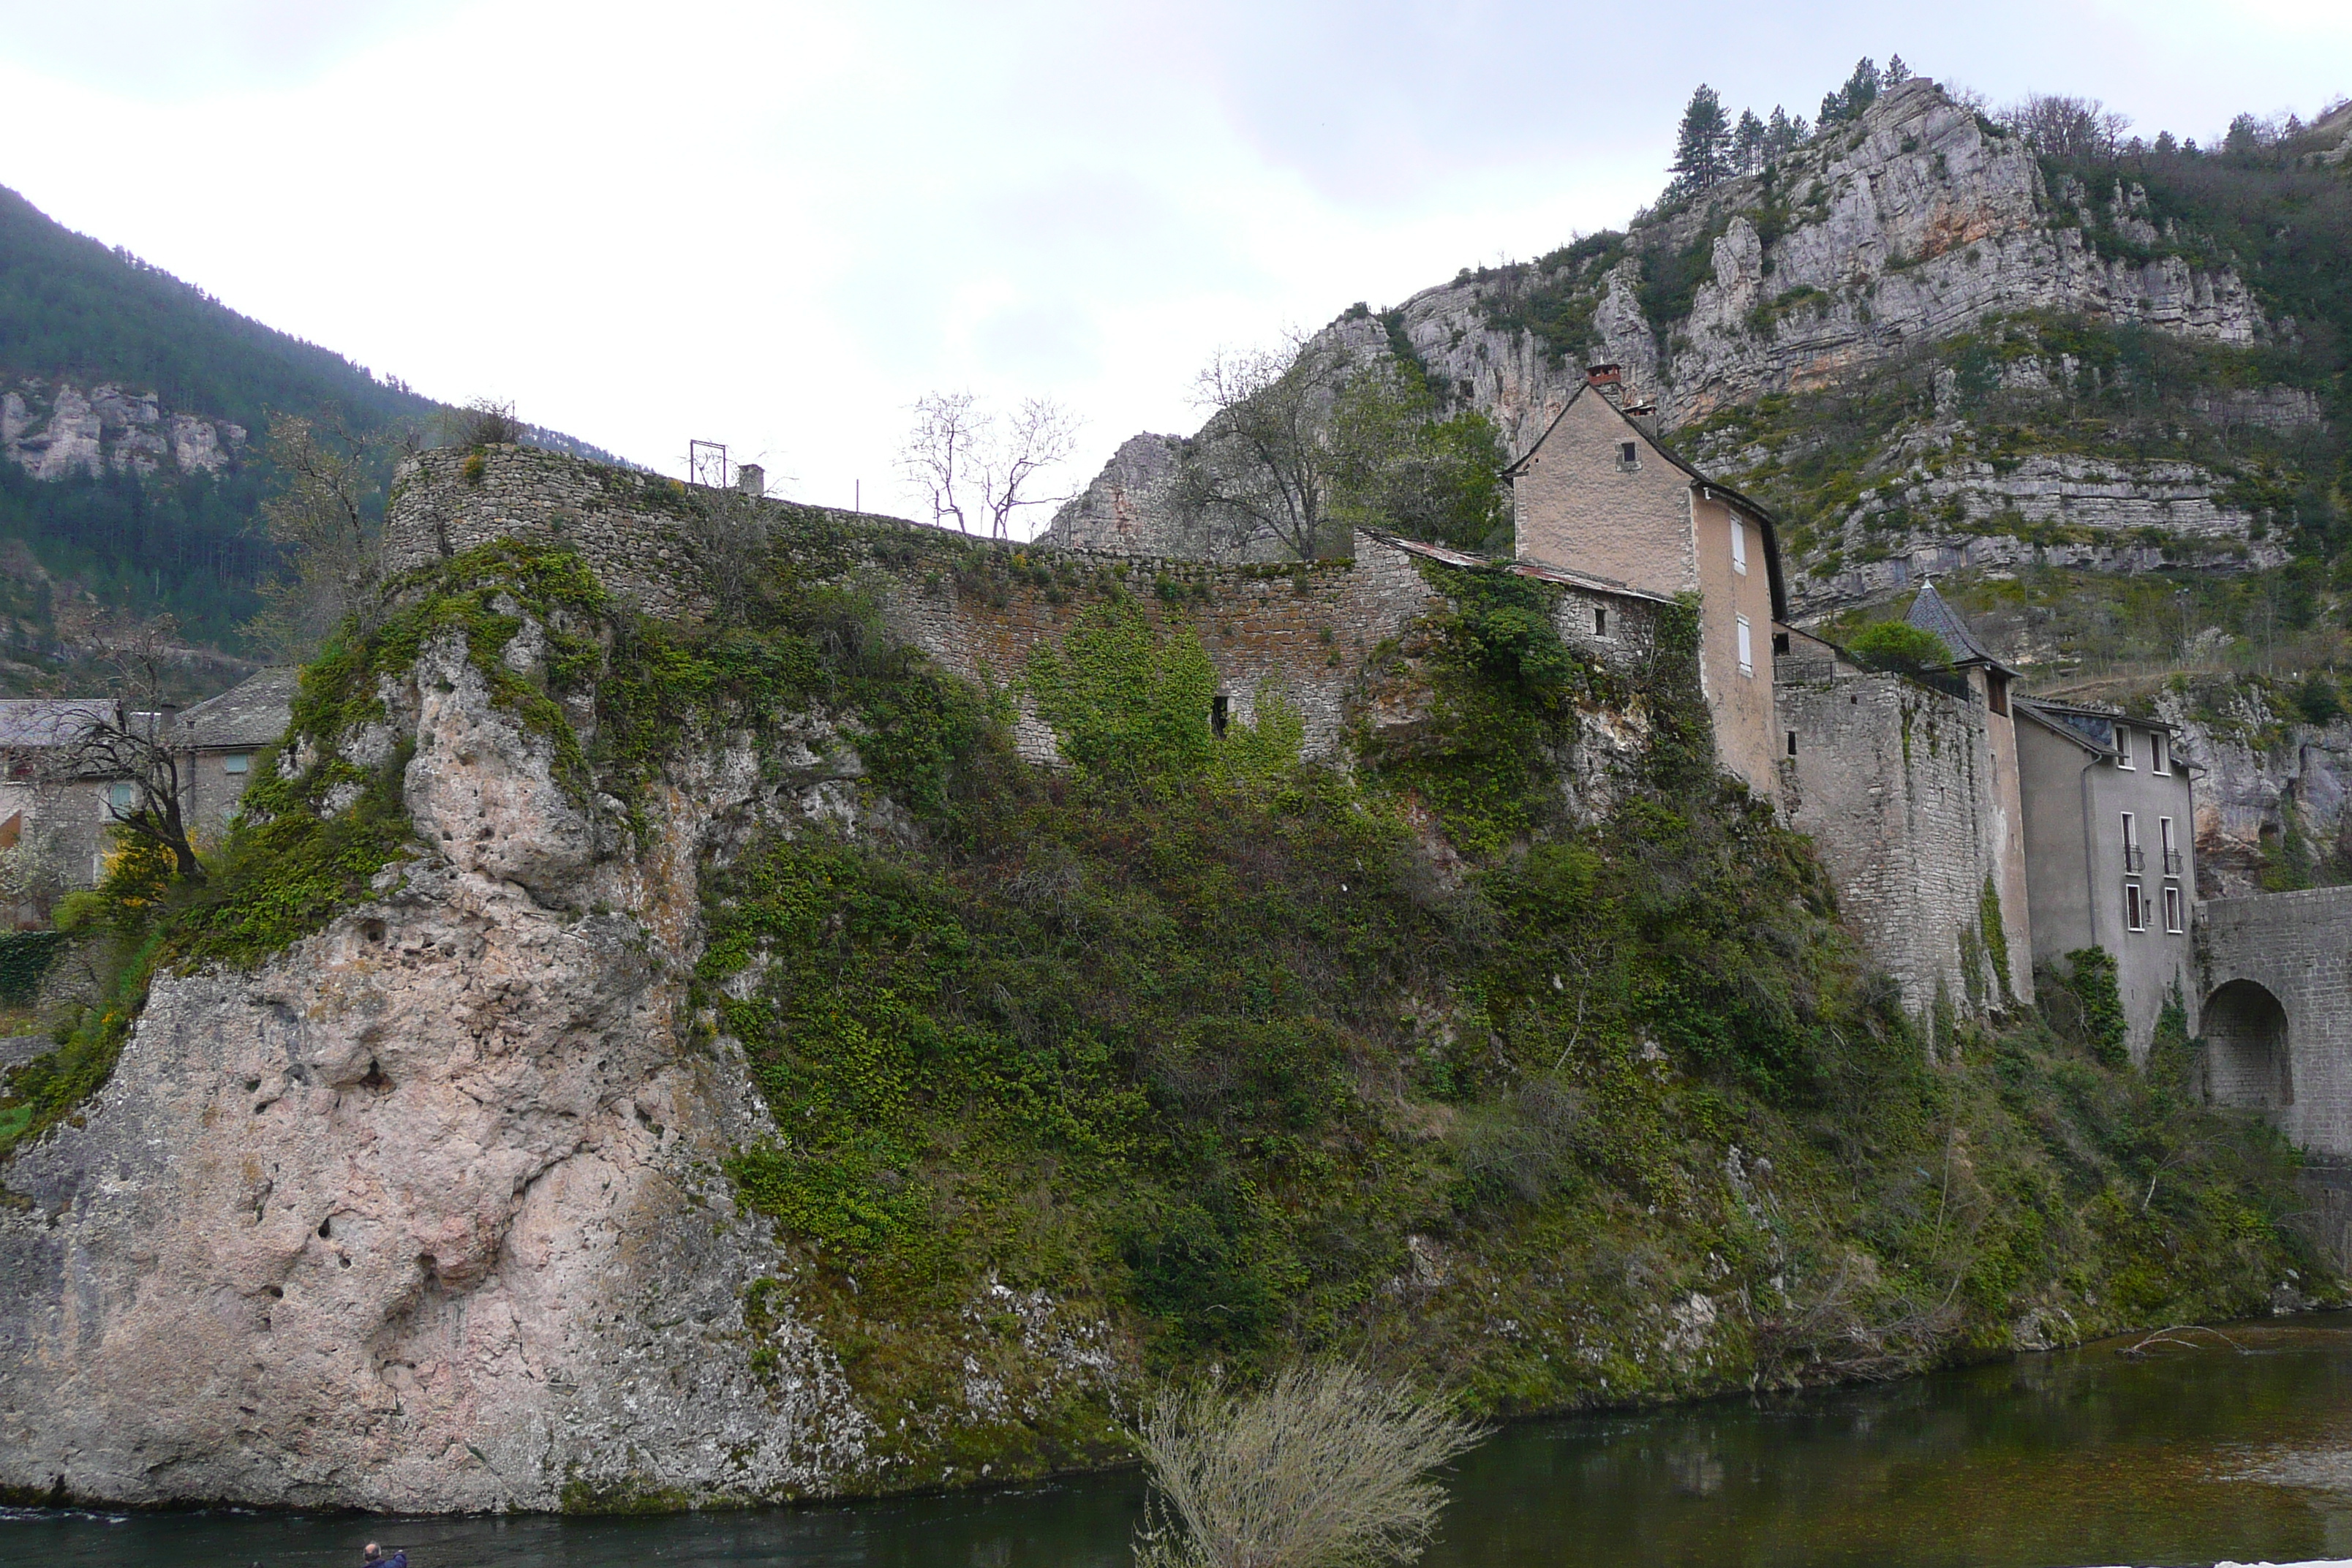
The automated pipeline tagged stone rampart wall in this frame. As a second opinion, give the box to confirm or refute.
[381,445,1677,772]
[1779,666,2021,1025]
[384,445,717,621]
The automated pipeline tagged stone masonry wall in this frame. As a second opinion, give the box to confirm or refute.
[1779,664,2024,1026]
[383,446,715,622]
[2198,886,2352,1158]
[381,445,1678,775]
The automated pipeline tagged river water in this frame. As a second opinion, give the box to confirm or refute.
[14,1316,2352,1567]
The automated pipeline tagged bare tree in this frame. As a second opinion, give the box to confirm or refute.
[1131,1362,1485,1568]
[897,392,1082,540]
[445,396,525,447]
[34,622,208,884]
[2003,94,2133,163]
[1177,334,1358,560]
[246,412,389,660]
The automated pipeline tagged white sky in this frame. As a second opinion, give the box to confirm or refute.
[0,0,2345,525]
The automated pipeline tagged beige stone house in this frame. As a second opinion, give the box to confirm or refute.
[1505,366,1788,799]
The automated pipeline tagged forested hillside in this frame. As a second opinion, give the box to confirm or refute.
[0,184,628,685]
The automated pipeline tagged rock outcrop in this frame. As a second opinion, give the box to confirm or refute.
[0,611,897,1509]
[1058,78,2296,613]
[1,380,246,482]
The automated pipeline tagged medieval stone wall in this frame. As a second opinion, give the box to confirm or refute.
[1778,663,2026,1025]
[380,445,1675,774]
[383,445,717,621]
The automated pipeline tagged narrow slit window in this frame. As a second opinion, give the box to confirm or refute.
[1731,518,1749,575]
[2125,882,2146,932]
[1594,605,1607,636]
[1735,614,1754,676]
[2163,885,2185,934]
[1786,730,1798,758]
[1210,693,1229,739]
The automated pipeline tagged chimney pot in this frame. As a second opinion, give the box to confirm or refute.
[1586,363,1621,386]
[736,463,764,496]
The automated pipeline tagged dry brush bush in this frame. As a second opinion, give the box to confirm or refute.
[1132,1362,1485,1568]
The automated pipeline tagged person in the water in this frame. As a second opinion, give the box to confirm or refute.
[362,1544,407,1568]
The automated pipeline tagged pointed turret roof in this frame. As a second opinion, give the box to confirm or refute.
[1905,579,2007,670]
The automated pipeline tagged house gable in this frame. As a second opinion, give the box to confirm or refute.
[1507,383,1699,600]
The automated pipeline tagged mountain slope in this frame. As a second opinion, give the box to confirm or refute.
[0,184,439,438]
[0,184,633,679]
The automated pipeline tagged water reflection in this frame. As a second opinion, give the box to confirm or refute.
[14,1318,2352,1568]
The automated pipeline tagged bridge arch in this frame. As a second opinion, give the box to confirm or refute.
[2201,977,2292,1111]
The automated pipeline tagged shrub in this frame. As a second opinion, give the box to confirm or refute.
[1132,1363,1485,1568]
[1845,620,1953,675]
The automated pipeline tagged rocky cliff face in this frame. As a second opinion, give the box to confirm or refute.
[1389,80,2258,444]
[1059,78,2313,616]
[0,611,878,1509]
[1,379,246,482]
[0,537,1142,1509]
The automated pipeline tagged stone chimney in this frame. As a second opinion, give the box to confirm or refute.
[736,463,764,497]
[1586,363,1624,407]
[1624,402,1659,440]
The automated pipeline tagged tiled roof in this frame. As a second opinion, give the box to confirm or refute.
[0,699,113,748]
[179,666,297,750]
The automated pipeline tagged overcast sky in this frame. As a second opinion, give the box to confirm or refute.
[0,0,2344,525]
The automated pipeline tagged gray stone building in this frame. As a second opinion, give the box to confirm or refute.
[2014,696,2199,1060]
[176,667,297,830]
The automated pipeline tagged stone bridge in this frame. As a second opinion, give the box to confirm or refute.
[2197,888,2352,1156]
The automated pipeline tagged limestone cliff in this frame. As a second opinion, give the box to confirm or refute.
[1,378,247,482]
[1058,78,2327,619]
[0,594,886,1509]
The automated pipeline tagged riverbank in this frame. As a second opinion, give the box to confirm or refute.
[13,1316,2352,1567]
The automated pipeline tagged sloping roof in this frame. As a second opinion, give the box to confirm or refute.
[1905,578,2008,671]
[180,666,297,750]
[1362,529,1676,605]
[0,699,113,748]
[2015,698,2118,756]
[1504,380,1790,622]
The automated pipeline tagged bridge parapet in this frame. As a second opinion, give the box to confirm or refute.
[2198,887,2352,1156]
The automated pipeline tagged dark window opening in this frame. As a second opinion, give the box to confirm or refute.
[1211,693,1229,739]
[1772,631,1790,655]
[1594,606,1607,636]
[1986,671,2010,716]
[1786,730,1798,757]
[1618,440,1639,467]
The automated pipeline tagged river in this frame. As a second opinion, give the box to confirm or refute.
[12,1316,2352,1567]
